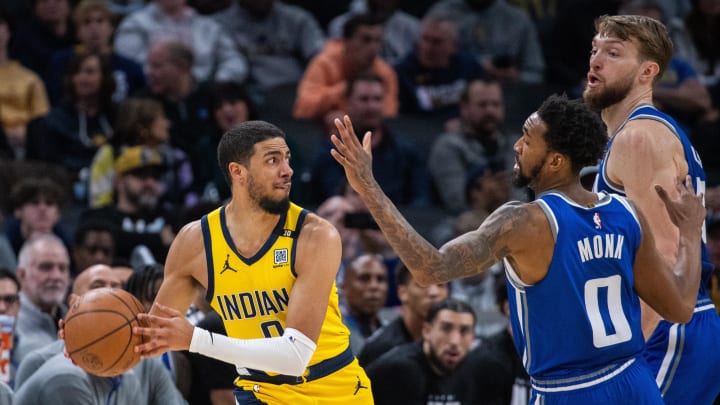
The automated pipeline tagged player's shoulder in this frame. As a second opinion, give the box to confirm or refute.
[298,211,340,241]
[616,120,680,153]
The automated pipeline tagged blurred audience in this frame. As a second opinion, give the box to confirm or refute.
[212,0,326,89]
[428,79,518,215]
[46,0,145,105]
[114,0,248,83]
[293,13,398,120]
[428,0,545,83]
[0,12,50,160]
[358,263,449,367]
[14,234,70,364]
[328,0,420,65]
[340,253,390,355]
[71,218,116,276]
[311,73,428,206]
[394,12,482,119]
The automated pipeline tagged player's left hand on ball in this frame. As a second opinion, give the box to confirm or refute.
[133,303,194,357]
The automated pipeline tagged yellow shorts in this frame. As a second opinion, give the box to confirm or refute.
[234,358,373,404]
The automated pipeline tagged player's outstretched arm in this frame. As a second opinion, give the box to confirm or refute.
[633,176,705,323]
[330,115,533,285]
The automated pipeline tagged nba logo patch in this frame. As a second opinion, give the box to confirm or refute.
[593,212,602,229]
[274,248,288,265]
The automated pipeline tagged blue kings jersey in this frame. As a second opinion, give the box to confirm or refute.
[594,105,712,299]
[505,192,645,380]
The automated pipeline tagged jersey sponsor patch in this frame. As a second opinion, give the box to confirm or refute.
[274,248,288,265]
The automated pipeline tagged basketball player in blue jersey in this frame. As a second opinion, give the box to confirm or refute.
[329,95,706,404]
[129,121,373,404]
[585,15,720,404]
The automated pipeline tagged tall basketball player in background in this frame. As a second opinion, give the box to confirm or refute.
[586,14,720,404]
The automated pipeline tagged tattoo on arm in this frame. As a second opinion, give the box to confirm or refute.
[363,188,527,284]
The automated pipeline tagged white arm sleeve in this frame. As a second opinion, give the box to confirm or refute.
[188,327,316,376]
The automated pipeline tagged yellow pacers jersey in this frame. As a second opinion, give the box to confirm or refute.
[201,203,350,367]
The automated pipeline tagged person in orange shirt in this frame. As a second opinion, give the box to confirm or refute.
[293,13,398,122]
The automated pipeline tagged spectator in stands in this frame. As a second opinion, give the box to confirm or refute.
[114,0,248,83]
[0,268,20,386]
[293,13,398,121]
[26,50,116,185]
[316,180,396,263]
[13,264,186,404]
[212,0,326,89]
[428,79,519,215]
[46,0,145,105]
[14,234,70,364]
[88,97,195,210]
[8,0,75,75]
[81,146,176,264]
[134,40,214,172]
[0,11,50,160]
[311,73,427,206]
[428,0,545,83]
[366,298,488,404]
[329,0,420,65]
[359,263,448,367]
[340,253,390,355]
[394,12,482,119]
[71,218,116,276]
[3,177,70,256]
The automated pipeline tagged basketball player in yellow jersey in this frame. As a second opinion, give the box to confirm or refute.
[132,120,373,404]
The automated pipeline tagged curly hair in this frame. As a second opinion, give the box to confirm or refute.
[536,94,607,174]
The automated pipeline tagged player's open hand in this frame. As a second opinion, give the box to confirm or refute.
[133,303,194,358]
[330,115,377,196]
[655,175,706,234]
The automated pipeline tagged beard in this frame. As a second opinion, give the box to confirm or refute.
[426,344,456,375]
[513,158,545,188]
[248,173,290,215]
[583,74,634,110]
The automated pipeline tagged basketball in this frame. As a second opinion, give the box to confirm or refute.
[63,288,146,377]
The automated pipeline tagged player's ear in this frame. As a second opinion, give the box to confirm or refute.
[639,61,660,84]
[228,162,245,182]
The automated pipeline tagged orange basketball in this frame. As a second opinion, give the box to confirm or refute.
[63,288,145,377]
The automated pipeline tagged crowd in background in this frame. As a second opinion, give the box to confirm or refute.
[0,0,719,404]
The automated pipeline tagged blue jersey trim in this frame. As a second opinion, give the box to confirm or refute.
[201,214,215,302]
[220,205,288,266]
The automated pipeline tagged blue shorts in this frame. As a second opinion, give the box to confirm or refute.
[644,300,720,405]
[530,357,663,405]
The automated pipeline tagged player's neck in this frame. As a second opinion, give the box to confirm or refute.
[601,87,654,135]
[224,199,282,253]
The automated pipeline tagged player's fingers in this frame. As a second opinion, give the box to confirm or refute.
[153,303,183,317]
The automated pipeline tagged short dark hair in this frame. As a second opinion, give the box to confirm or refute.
[395,262,411,286]
[536,94,607,174]
[426,298,476,325]
[73,218,117,246]
[0,268,20,292]
[163,40,194,71]
[342,13,385,39]
[210,81,258,120]
[217,120,286,186]
[125,263,164,304]
[459,78,501,104]
[10,177,65,211]
[346,72,384,97]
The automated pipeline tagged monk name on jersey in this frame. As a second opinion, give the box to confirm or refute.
[577,234,625,263]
